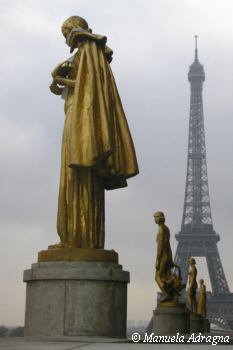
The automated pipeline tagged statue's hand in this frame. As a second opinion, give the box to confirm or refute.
[49,83,63,95]
[51,61,71,78]
[54,76,66,86]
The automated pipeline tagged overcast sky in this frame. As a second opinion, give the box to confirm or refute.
[1,0,233,326]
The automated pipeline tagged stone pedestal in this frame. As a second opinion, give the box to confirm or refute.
[23,255,129,337]
[190,314,204,333]
[204,319,210,333]
[153,303,190,334]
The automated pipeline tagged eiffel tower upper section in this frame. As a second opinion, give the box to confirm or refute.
[181,36,213,234]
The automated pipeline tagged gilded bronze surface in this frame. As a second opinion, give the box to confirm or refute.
[49,16,139,250]
[154,212,185,304]
[188,257,198,315]
[38,248,118,263]
[198,278,207,318]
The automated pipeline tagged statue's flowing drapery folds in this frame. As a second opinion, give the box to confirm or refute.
[52,28,139,249]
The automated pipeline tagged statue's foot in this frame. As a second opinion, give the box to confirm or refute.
[160,296,172,303]
[48,242,66,249]
[190,312,197,316]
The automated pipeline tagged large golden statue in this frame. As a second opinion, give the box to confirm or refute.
[154,212,185,303]
[198,279,207,318]
[188,257,198,314]
[49,16,139,249]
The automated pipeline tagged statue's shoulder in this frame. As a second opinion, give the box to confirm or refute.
[72,31,107,44]
[70,32,113,62]
[70,31,106,51]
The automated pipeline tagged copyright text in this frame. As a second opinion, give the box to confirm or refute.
[132,332,230,345]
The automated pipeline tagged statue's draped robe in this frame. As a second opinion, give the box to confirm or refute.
[57,32,139,248]
[198,283,207,317]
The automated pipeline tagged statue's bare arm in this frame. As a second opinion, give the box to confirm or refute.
[54,76,76,87]
[156,232,164,271]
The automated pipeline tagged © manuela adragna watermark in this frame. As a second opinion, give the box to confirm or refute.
[132,332,230,345]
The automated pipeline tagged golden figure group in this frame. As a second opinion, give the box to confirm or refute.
[154,212,207,317]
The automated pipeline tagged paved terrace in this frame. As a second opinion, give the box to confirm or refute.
[0,332,233,350]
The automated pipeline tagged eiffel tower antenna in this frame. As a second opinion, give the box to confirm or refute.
[195,35,198,61]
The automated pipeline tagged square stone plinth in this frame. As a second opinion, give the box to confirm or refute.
[153,305,190,334]
[24,261,129,337]
[190,314,204,333]
[204,319,210,333]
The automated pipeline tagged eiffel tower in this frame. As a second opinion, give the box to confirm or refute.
[172,36,233,331]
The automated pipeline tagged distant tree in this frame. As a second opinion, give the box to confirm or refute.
[9,326,24,337]
[0,326,8,337]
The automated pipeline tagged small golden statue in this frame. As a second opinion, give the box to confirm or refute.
[154,212,185,303]
[188,258,198,314]
[49,16,139,249]
[198,279,207,318]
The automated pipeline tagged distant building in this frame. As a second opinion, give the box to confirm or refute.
[137,320,144,327]
[127,319,135,327]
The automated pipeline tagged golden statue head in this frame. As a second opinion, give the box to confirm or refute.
[61,16,90,39]
[153,211,165,224]
[199,279,204,284]
[189,257,196,265]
